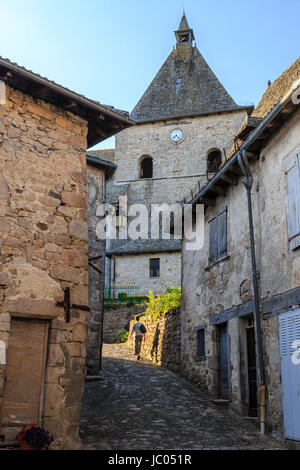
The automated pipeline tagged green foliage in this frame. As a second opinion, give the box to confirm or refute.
[143,286,181,321]
[116,329,129,344]
[118,292,127,302]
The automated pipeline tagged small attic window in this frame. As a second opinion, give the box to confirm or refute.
[176,77,182,84]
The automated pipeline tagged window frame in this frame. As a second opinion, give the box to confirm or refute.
[140,155,153,179]
[208,206,228,266]
[149,258,160,278]
[195,326,206,361]
[286,153,300,251]
[207,149,222,173]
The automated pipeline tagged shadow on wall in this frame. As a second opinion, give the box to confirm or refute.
[128,308,181,372]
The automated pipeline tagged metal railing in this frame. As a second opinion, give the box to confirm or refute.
[104,284,140,305]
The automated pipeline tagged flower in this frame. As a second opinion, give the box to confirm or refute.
[16,424,54,449]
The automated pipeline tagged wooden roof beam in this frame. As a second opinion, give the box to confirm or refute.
[32,86,48,98]
[220,174,238,185]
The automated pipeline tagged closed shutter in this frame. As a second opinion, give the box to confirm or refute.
[279,310,300,440]
[286,154,300,251]
[208,214,218,264]
[218,207,227,259]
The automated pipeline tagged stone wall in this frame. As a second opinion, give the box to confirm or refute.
[86,164,105,375]
[181,106,300,436]
[103,304,137,343]
[113,252,181,296]
[128,308,181,371]
[0,82,89,449]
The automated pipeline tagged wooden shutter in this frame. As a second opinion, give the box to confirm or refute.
[208,214,218,264]
[286,154,300,250]
[218,207,227,259]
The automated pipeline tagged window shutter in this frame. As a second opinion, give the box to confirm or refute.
[218,207,227,259]
[208,215,218,264]
[286,154,300,250]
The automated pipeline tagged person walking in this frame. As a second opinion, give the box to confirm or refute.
[129,315,146,360]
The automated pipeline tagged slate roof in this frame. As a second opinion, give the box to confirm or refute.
[178,13,191,31]
[106,238,181,256]
[131,27,250,122]
[252,56,300,118]
[86,154,117,178]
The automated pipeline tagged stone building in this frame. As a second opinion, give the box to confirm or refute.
[181,57,300,443]
[86,154,117,375]
[104,13,252,296]
[0,56,132,448]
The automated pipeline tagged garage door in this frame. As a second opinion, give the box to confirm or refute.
[2,318,49,427]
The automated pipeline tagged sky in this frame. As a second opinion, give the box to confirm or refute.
[0,0,299,149]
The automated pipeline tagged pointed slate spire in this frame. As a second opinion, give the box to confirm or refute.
[131,16,246,122]
[178,12,190,31]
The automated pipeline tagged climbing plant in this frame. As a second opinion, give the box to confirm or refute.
[143,286,181,321]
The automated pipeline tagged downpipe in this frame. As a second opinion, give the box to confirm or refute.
[238,150,266,435]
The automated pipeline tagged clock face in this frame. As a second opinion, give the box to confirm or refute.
[170,129,183,142]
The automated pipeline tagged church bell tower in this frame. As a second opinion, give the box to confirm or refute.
[174,12,195,60]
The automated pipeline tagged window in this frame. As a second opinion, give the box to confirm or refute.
[207,150,222,173]
[140,156,153,179]
[149,258,160,277]
[286,153,300,251]
[208,207,227,265]
[178,32,190,43]
[196,326,205,360]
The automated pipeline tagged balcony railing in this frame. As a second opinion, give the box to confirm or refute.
[104,284,141,305]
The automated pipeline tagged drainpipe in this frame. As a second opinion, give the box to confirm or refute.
[238,150,266,435]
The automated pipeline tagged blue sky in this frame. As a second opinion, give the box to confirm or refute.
[0,0,299,149]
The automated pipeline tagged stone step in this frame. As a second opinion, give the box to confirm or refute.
[85,374,105,383]
[211,399,230,406]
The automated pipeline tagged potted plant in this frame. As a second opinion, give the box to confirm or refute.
[16,423,53,450]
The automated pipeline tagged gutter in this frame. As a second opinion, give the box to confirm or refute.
[238,150,266,435]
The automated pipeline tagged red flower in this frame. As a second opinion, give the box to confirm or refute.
[30,423,36,427]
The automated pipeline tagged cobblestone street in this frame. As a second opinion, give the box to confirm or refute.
[80,343,286,450]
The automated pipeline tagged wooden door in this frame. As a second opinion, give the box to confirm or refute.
[219,324,229,399]
[246,326,258,416]
[2,318,49,428]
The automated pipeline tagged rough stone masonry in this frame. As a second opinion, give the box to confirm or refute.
[0,81,89,449]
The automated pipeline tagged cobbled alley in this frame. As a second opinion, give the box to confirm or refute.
[80,344,286,450]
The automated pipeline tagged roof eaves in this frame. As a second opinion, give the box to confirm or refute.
[189,83,299,207]
[86,154,117,177]
[131,105,254,124]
